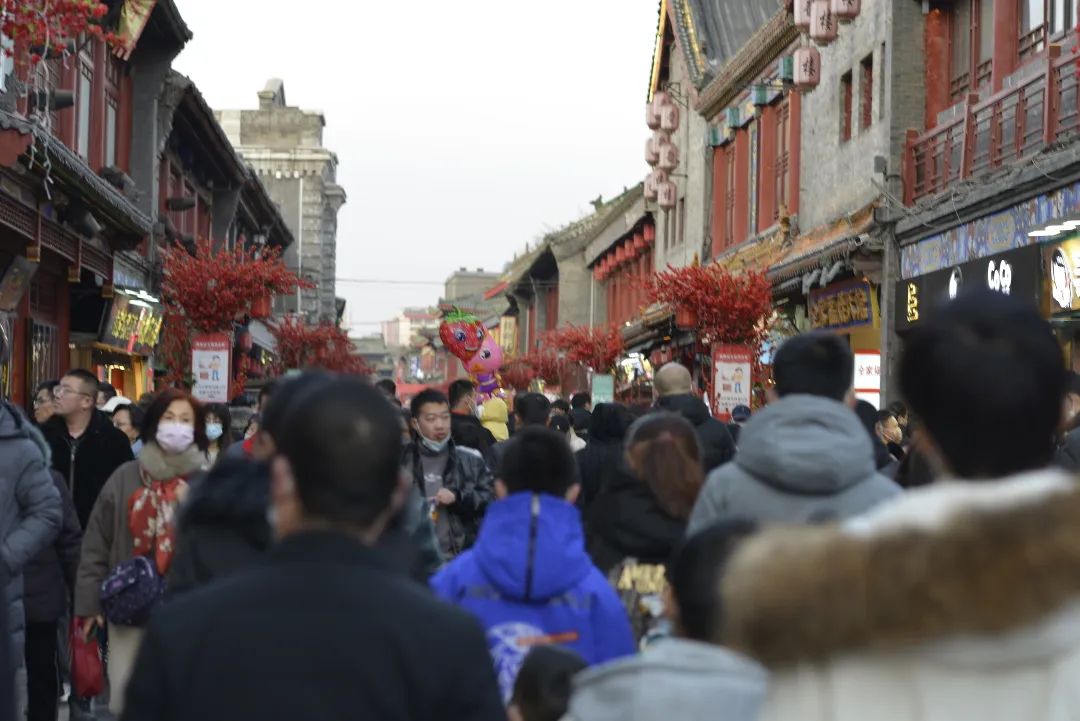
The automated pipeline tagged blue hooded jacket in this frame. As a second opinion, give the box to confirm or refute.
[431,492,635,701]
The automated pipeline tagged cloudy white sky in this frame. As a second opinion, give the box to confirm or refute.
[174,0,660,336]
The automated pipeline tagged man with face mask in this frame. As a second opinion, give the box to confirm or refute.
[448,379,496,466]
[403,389,495,559]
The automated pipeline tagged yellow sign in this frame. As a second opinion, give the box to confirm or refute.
[808,280,876,331]
[906,283,919,323]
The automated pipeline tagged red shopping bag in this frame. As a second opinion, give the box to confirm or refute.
[70,618,105,698]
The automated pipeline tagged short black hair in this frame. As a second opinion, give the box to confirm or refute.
[448,379,476,409]
[670,518,759,642]
[510,645,587,721]
[262,373,337,444]
[875,409,895,426]
[570,393,591,410]
[63,369,99,397]
[900,289,1065,478]
[772,332,854,401]
[498,426,579,496]
[551,399,570,414]
[410,389,449,419]
[514,392,552,427]
[276,377,403,528]
[114,403,145,431]
[35,379,59,396]
[375,378,397,397]
[588,403,633,442]
[548,414,570,433]
[887,400,908,418]
[98,382,117,401]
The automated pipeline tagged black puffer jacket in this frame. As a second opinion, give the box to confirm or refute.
[401,441,494,554]
[586,463,686,575]
[654,394,736,472]
[168,458,273,597]
[23,469,82,623]
[450,413,497,465]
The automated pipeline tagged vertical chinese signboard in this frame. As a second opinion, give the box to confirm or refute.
[191,333,231,403]
[854,350,881,408]
[713,344,752,421]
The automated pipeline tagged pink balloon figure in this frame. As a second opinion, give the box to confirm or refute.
[467,334,505,401]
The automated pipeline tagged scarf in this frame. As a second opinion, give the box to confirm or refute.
[128,442,206,575]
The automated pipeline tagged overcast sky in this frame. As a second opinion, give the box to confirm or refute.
[174,0,660,336]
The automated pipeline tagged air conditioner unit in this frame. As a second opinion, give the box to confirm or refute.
[725,107,741,129]
[778,56,794,82]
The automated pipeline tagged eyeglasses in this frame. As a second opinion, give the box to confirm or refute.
[53,386,92,400]
[33,396,53,408]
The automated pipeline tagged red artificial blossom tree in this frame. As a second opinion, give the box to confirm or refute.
[543,324,625,374]
[2,1,118,64]
[269,316,370,376]
[499,358,536,392]
[648,262,774,406]
[160,238,307,393]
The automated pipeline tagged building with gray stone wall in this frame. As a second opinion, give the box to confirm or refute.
[217,79,346,322]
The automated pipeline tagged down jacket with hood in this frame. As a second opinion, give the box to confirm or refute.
[0,401,62,659]
[654,394,735,473]
[430,493,635,702]
[687,395,900,536]
[566,638,768,721]
[722,469,1080,721]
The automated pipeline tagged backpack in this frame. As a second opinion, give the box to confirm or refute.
[100,555,165,626]
[606,557,668,648]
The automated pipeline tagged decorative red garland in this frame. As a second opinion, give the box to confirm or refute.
[648,264,772,349]
[159,238,308,390]
[499,358,536,391]
[542,324,625,373]
[269,316,370,376]
[2,1,119,64]
[520,347,569,386]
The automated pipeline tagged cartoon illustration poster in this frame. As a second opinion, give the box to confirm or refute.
[713,344,752,422]
[191,333,231,403]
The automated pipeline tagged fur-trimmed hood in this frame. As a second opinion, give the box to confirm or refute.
[722,470,1080,669]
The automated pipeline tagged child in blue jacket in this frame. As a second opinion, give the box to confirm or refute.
[431,426,635,702]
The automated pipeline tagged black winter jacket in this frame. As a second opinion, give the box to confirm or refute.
[401,441,494,554]
[450,413,497,465]
[121,532,505,721]
[575,438,625,510]
[585,463,686,575]
[168,458,273,597]
[22,469,82,623]
[41,411,133,528]
[654,394,736,472]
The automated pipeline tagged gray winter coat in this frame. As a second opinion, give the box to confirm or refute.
[687,394,901,536]
[565,638,768,721]
[0,401,62,659]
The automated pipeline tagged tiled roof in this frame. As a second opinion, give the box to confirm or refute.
[681,0,775,88]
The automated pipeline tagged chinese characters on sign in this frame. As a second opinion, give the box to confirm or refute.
[191,333,231,403]
[808,280,874,331]
[100,294,163,355]
[854,351,881,408]
[713,344,752,422]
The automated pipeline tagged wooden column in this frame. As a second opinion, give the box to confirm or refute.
[924,7,952,129]
[992,0,1019,92]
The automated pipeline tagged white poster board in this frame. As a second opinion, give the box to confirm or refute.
[191,333,231,403]
[854,350,881,409]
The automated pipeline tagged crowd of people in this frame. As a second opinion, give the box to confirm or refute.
[2,287,1080,720]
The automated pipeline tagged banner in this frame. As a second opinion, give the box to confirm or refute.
[191,334,231,403]
[591,374,614,404]
[713,344,752,422]
[854,350,881,409]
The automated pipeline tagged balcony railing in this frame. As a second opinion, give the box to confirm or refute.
[904,45,1080,205]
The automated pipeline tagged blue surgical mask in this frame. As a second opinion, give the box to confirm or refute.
[206,423,224,441]
[419,433,450,454]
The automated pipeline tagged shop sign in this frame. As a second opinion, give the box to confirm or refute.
[591,374,615,404]
[1042,237,1080,313]
[101,294,163,355]
[808,279,875,331]
[191,333,231,404]
[854,350,881,409]
[895,245,1041,330]
[713,344,752,422]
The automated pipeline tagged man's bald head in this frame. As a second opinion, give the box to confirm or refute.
[655,363,693,397]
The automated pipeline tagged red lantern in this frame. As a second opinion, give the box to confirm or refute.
[237,330,253,351]
[652,91,671,113]
[794,47,821,91]
[643,224,656,244]
[659,104,680,133]
[675,306,698,330]
[810,1,837,43]
[633,233,647,252]
[830,0,859,21]
[657,181,677,210]
[645,137,660,166]
[794,0,813,30]
[251,293,272,319]
[658,143,679,171]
